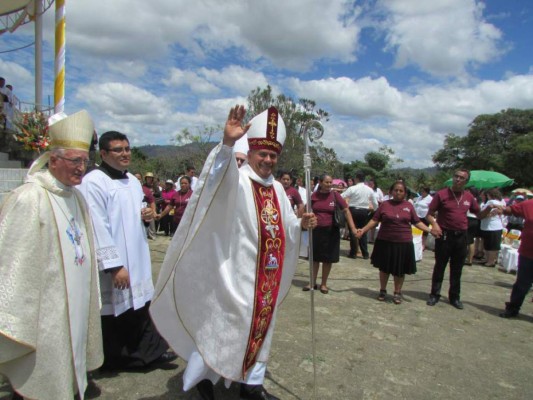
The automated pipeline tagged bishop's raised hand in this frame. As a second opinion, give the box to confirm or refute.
[223,104,251,147]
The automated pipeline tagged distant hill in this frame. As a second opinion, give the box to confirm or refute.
[136,144,440,178]
[393,166,439,176]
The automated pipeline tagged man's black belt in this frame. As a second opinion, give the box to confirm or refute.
[442,229,466,236]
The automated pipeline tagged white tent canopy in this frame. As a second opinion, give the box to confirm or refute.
[0,0,33,15]
[0,0,53,35]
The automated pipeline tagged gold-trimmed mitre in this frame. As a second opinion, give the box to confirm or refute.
[247,107,286,154]
[48,110,94,151]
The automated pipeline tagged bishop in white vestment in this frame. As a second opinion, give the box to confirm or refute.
[150,106,317,400]
[0,111,103,400]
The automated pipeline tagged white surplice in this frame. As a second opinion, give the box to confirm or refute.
[78,170,154,316]
[150,143,302,385]
[0,170,103,400]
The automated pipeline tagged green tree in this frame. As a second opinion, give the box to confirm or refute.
[432,134,466,169]
[311,141,343,178]
[504,132,533,187]
[432,109,533,186]
[364,152,388,172]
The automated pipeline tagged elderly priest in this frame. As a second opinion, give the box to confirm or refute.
[0,111,103,400]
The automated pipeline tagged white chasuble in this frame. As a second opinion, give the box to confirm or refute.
[0,170,103,400]
[150,143,302,383]
[49,191,92,395]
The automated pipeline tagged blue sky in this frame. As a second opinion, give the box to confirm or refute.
[1,0,532,168]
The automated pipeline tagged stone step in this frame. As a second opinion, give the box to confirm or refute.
[0,168,28,191]
[0,159,23,168]
[0,152,23,167]
[0,168,28,205]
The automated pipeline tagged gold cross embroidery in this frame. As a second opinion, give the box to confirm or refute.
[268,114,277,139]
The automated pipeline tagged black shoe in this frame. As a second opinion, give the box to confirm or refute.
[499,310,518,318]
[347,254,356,259]
[150,351,178,366]
[362,255,369,260]
[426,295,439,306]
[450,299,464,310]
[240,384,280,400]
[197,379,215,400]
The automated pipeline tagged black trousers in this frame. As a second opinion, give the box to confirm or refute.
[159,214,173,236]
[506,255,533,312]
[101,302,169,369]
[430,230,467,301]
[349,208,371,257]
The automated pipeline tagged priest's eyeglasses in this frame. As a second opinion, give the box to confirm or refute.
[107,146,131,154]
[58,156,90,167]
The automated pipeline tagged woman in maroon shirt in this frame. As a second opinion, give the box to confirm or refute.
[158,176,193,235]
[304,175,357,294]
[158,180,177,236]
[358,181,432,304]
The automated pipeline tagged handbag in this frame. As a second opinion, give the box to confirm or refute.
[332,193,346,228]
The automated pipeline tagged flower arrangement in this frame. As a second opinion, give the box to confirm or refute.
[12,111,50,153]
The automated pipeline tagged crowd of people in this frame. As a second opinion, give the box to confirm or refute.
[127,167,199,240]
[0,103,532,400]
[291,171,531,313]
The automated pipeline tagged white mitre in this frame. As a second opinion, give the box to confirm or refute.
[247,106,286,154]
[28,110,95,175]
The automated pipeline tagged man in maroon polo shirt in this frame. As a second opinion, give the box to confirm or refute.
[425,169,487,309]
[498,198,533,318]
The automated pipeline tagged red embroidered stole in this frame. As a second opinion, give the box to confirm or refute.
[242,180,286,377]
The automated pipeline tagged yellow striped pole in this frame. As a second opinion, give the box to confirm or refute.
[54,0,66,114]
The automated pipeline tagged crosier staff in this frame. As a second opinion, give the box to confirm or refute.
[300,119,324,400]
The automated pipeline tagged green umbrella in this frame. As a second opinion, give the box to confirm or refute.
[444,170,514,189]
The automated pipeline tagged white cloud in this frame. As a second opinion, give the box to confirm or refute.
[106,61,148,80]
[198,66,269,95]
[163,65,268,96]
[236,1,361,69]
[289,73,533,167]
[197,97,249,123]
[377,0,505,77]
[0,60,34,100]
[287,76,403,117]
[56,0,361,71]
[76,82,170,121]
[164,69,221,95]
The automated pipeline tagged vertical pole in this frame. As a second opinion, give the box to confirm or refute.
[303,145,317,400]
[54,0,66,114]
[34,0,43,111]
[301,119,324,400]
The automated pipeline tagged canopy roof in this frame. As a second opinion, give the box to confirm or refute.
[0,0,53,35]
[0,0,33,16]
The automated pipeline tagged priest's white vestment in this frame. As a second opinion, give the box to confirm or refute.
[150,143,302,383]
[0,170,103,400]
[78,169,154,316]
